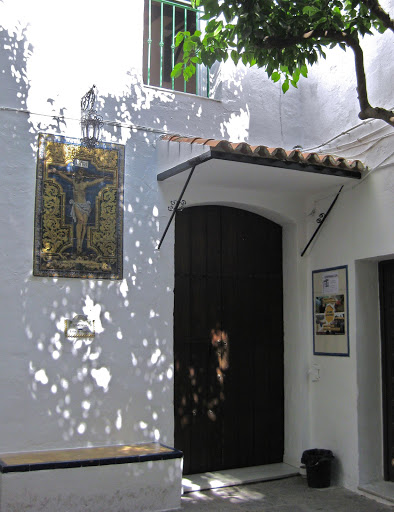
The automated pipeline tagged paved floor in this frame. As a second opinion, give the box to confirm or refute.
[174,476,394,511]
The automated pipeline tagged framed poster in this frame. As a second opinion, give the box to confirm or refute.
[312,265,349,356]
[33,133,124,279]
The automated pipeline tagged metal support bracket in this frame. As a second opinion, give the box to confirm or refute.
[301,185,344,257]
[156,165,196,250]
[168,200,186,212]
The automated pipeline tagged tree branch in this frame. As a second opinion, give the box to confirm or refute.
[361,0,394,32]
[255,29,394,127]
[344,34,394,126]
[343,35,370,112]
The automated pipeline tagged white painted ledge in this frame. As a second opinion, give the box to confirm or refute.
[182,463,299,493]
[358,481,394,505]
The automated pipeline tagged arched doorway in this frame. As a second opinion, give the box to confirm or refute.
[174,206,284,474]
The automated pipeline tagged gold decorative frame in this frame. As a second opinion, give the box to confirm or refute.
[33,134,124,279]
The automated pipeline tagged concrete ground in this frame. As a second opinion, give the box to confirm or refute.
[174,476,394,511]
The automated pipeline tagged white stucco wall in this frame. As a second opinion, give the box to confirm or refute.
[0,0,307,455]
[303,120,394,489]
[0,0,393,498]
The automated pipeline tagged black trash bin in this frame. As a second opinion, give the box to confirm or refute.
[301,449,334,488]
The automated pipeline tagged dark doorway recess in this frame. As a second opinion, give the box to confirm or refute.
[380,259,394,481]
[174,206,284,475]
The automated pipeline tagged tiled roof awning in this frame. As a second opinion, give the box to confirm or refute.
[156,135,364,250]
[158,135,364,182]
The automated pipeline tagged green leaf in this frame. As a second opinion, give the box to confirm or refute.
[377,23,387,34]
[271,71,281,82]
[303,6,320,16]
[231,50,240,65]
[300,65,308,78]
[183,64,196,80]
[213,22,223,37]
[318,48,327,59]
[171,62,183,79]
[183,39,194,52]
[293,68,300,81]
[205,20,219,32]
[282,79,290,93]
[175,32,184,47]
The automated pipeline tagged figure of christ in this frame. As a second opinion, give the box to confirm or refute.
[48,166,109,254]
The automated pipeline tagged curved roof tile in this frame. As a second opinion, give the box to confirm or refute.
[161,134,365,174]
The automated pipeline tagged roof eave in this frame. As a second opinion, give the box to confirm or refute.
[157,148,362,182]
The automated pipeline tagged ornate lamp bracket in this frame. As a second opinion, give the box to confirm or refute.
[80,85,103,149]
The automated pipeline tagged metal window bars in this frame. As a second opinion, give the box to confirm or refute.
[145,0,210,97]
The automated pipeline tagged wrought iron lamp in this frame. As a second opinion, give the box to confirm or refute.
[80,85,103,148]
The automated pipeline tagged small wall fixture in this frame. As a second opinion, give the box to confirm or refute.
[80,85,103,148]
[308,363,321,382]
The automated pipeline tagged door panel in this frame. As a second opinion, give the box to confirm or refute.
[380,260,394,481]
[174,206,284,474]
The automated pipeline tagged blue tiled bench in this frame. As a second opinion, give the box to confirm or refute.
[0,442,183,512]
[0,442,182,473]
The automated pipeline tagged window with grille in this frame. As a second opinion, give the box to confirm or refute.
[143,0,209,97]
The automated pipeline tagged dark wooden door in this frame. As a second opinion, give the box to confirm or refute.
[380,259,394,481]
[174,206,284,475]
